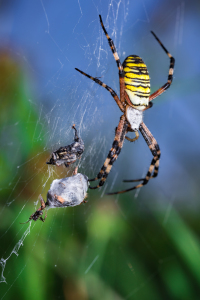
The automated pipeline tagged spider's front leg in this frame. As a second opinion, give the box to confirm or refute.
[99,15,125,105]
[89,115,128,189]
[149,31,175,101]
[107,122,160,195]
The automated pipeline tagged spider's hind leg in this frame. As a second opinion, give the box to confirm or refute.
[89,115,128,189]
[126,122,160,183]
[123,146,160,185]
[107,122,160,195]
[139,122,160,179]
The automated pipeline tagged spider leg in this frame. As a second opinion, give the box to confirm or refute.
[99,15,125,105]
[142,102,153,111]
[107,122,160,195]
[75,68,124,113]
[149,31,175,101]
[125,131,139,142]
[89,115,128,189]
[116,124,139,143]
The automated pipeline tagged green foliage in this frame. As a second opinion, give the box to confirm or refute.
[0,52,44,188]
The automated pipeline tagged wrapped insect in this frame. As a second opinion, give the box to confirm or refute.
[46,124,84,168]
[21,169,89,223]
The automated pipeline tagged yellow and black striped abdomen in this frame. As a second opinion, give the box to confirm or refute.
[123,55,150,109]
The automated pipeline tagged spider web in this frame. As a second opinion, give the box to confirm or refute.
[1,0,200,299]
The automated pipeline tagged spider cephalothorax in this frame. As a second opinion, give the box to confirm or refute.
[46,124,84,168]
[75,15,175,194]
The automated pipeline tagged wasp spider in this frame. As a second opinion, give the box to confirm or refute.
[75,15,175,194]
